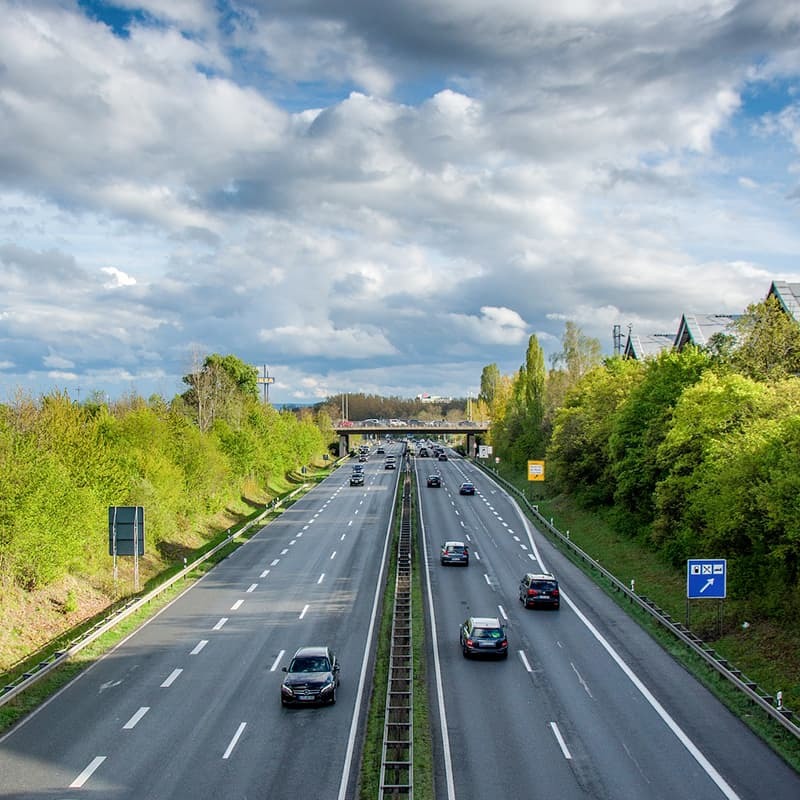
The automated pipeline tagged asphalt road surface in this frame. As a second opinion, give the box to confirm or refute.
[0,443,404,800]
[415,450,800,800]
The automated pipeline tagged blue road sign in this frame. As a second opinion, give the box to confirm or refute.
[687,559,726,599]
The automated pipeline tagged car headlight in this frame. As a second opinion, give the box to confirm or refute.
[319,677,334,694]
[281,684,294,697]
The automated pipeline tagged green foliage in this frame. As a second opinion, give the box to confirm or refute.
[0,378,330,593]
[547,358,642,506]
[608,347,711,536]
[479,363,501,407]
[729,296,800,381]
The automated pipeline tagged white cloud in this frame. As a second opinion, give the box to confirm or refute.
[101,267,137,289]
[1,1,800,403]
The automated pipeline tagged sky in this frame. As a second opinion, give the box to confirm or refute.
[1,0,799,406]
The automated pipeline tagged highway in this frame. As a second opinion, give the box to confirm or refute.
[3,440,800,799]
[0,444,404,800]
[415,450,800,800]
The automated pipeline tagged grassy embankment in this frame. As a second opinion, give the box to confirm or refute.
[0,463,332,733]
[494,464,800,770]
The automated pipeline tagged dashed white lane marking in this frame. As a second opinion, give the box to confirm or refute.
[69,756,106,788]
[528,553,537,561]
[341,533,346,541]
[223,722,247,759]
[498,605,508,621]
[247,583,257,593]
[317,573,325,584]
[213,618,228,630]
[270,650,285,671]
[280,548,289,555]
[474,552,481,561]
[289,539,297,545]
[231,599,244,610]
[299,604,310,619]
[348,520,353,526]
[123,707,149,730]
[161,668,182,688]
[550,722,572,760]
[297,531,304,537]
[270,559,280,566]
[190,640,208,655]
[260,569,270,578]
[330,551,337,560]
[483,574,491,585]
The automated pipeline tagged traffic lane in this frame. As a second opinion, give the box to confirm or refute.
[462,473,800,799]
[424,480,747,800]
[0,471,395,799]
[421,529,585,799]
[519,518,800,800]
[454,489,743,800]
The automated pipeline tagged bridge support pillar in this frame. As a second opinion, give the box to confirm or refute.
[338,434,350,458]
[466,433,477,457]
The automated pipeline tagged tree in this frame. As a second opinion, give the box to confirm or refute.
[730,296,800,381]
[608,347,711,536]
[479,364,502,407]
[182,353,259,431]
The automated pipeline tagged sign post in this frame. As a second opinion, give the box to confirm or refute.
[109,506,145,591]
[686,558,726,630]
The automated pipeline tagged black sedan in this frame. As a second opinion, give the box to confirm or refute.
[280,646,340,706]
[459,481,475,495]
[427,474,441,487]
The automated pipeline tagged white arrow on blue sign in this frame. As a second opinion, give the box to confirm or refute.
[687,559,727,599]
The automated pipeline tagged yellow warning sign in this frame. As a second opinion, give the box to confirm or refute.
[527,461,545,481]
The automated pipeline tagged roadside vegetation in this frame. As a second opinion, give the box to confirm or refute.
[0,354,330,674]
[478,298,800,720]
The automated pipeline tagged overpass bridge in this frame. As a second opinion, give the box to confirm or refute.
[332,421,489,458]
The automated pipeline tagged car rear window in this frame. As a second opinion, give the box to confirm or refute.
[474,628,503,639]
[532,580,558,591]
[447,545,466,553]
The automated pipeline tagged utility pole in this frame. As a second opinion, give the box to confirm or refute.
[257,364,275,404]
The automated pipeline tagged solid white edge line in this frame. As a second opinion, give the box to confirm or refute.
[415,462,458,800]
[222,722,247,759]
[69,756,106,788]
[550,721,572,760]
[190,640,208,655]
[123,706,150,730]
[518,650,532,672]
[510,487,742,800]
[270,649,285,672]
[336,460,401,800]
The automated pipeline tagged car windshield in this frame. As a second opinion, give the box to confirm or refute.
[473,628,503,640]
[290,656,330,673]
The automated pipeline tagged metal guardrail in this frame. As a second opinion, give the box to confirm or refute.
[0,484,309,709]
[379,465,414,798]
[472,461,800,741]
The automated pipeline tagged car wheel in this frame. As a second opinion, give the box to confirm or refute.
[330,687,337,705]
[462,645,469,658]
